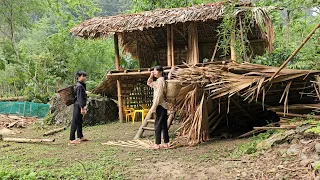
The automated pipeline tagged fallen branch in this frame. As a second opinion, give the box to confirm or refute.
[7,121,20,128]
[43,126,67,136]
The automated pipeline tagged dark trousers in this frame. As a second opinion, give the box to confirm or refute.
[69,104,84,140]
[155,105,169,145]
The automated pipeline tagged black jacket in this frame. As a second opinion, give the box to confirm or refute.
[75,81,87,108]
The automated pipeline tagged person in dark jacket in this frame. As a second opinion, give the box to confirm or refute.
[69,71,89,144]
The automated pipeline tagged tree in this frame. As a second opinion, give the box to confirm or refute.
[252,0,320,69]
[0,0,44,64]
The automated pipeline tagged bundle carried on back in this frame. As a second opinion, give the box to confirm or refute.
[57,86,75,106]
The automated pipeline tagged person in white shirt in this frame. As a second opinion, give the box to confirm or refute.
[147,65,169,149]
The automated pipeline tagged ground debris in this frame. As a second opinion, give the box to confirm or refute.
[0,114,37,128]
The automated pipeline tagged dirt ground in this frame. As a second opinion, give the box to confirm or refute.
[0,120,317,179]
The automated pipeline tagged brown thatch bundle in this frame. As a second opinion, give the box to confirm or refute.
[170,61,320,146]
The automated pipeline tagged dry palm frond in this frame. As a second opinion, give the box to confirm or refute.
[234,6,275,52]
[102,140,154,149]
[169,61,320,146]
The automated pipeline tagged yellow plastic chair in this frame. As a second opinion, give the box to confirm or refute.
[133,104,149,123]
[123,106,135,124]
[141,104,150,116]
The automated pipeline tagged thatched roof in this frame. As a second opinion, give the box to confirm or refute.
[71,2,252,39]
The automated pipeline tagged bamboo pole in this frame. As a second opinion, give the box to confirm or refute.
[211,37,220,62]
[171,25,174,66]
[230,30,236,62]
[114,33,124,122]
[268,23,320,83]
[188,24,192,64]
[167,25,172,67]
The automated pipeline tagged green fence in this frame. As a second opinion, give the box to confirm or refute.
[0,101,49,118]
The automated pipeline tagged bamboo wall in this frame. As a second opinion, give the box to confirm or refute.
[121,82,153,109]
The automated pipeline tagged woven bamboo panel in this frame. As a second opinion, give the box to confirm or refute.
[121,82,153,109]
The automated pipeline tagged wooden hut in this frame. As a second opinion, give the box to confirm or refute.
[71,2,274,122]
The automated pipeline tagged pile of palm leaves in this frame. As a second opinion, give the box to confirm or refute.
[170,61,320,146]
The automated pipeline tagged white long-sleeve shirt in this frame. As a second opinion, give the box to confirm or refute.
[147,77,168,111]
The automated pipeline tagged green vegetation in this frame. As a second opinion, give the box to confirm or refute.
[0,123,132,180]
[0,0,318,103]
[306,126,320,135]
[314,161,320,170]
[231,130,280,158]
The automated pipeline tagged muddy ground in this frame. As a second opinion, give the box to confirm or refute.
[0,120,318,179]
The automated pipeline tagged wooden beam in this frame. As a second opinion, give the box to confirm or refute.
[107,61,226,77]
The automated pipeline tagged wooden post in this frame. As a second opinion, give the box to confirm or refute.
[188,22,199,64]
[193,22,199,64]
[114,33,124,122]
[136,41,141,69]
[167,25,172,67]
[171,26,174,66]
[230,30,236,62]
[114,34,120,70]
